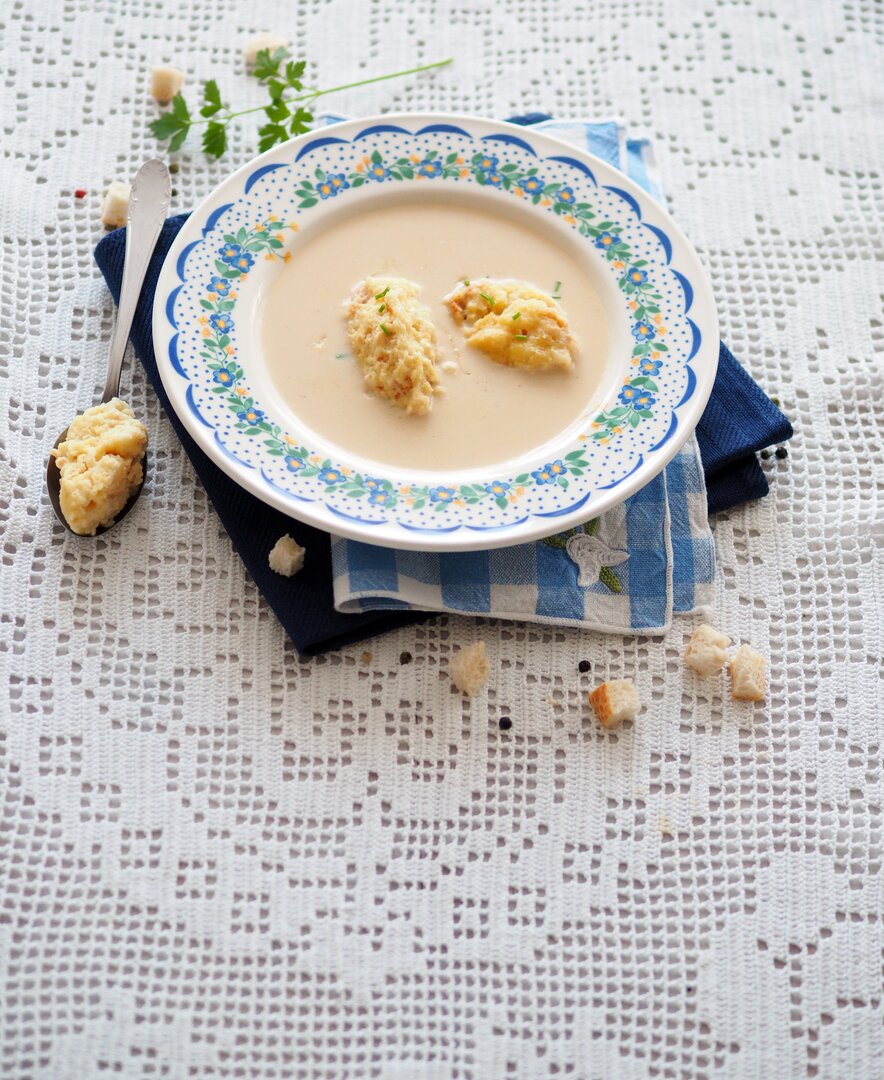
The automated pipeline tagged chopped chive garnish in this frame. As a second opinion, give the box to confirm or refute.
[552,295,561,300]
[374,286,390,299]
[378,303,386,313]
[553,280,562,293]
[479,291,494,304]
[379,323,392,337]
[335,352,349,359]
[515,333,528,340]
[511,311,521,321]
[463,278,470,285]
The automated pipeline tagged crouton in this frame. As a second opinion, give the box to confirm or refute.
[729,645,766,701]
[449,642,489,696]
[684,623,731,676]
[588,679,641,729]
[268,535,305,577]
[100,181,131,229]
[150,65,185,103]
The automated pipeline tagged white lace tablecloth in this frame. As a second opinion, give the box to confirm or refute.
[1,2,881,1077]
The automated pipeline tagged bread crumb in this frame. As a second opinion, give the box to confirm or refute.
[150,65,185,103]
[729,645,766,701]
[100,181,131,229]
[345,277,439,414]
[268,535,305,577]
[449,642,489,696]
[588,679,641,729]
[684,622,731,676]
[360,650,373,665]
[243,32,289,65]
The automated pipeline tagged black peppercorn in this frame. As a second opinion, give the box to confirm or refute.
[399,651,413,664]
[578,660,591,673]
[760,449,771,460]
[775,447,788,459]
[498,716,513,731]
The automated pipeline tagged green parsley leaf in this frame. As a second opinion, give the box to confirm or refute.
[253,46,289,81]
[200,79,223,117]
[202,121,227,159]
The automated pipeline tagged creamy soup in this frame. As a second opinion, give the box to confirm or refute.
[260,196,609,471]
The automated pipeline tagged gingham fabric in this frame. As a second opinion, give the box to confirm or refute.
[332,120,717,633]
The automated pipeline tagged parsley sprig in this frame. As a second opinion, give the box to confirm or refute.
[149,52,452,159]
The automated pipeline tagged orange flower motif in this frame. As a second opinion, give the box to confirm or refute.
[201,327,211,337]
[541,198,552,207]
[652,351,659,359]
[268,215,278,222]
[563,214,576,224]
[456,156,464,164]
[255,225,265,233]
[658,328,667,335]
[459,168,469,178]
[612,426,622,434]
[628,301,637,310]
[399,485,411,495]
[288,222,298,231]
[653,313,663,324]
[283,435,297,445]
[613,260,624,269]
[207,293,216,301]
[514,187,524,197]
[228,291,237,299]
[516,486,525,496]
[235,387,248,396]
[341,468,351,475]
[410,154,420,163]
[310,455,321,464]
[225,346,235,354]
[591,421,601,429]
[508,494,516,504]
[356,162,364,172]
[453,498,464,506]
[264,253,274,260]
[406,497,414,505]
[198,315,208,325]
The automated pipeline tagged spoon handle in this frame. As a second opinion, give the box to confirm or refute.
[101,159,171,403]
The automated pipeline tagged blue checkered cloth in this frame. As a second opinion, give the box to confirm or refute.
[331,121,717,633]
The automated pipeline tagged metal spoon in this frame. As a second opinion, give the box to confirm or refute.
[47,158,171,535]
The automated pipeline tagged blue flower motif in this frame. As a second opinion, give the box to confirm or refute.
[219,242,243,265]
[285,455,306,473]
[429,485,455,502]
[236,407,264,425]
[418,158,443,178]
[594,231,617,250]
[363,476,385,490]
[212,368,235,386]
[633,391,657,410]
[522,176,545,194]
[532,460,567,485]
[626,267,648,285]
[484,170,504,187]
[631,320,655,341]
[209,277,231,296]
[557,186,576,205]
[367,163,391,182]
[484,480,510,496]
[619,384,640,405]
[316,178,341,199]
[318,466,345,485]
[638,357,662,376]
[328,173,349,192]
[209,312,233,334]
[224,250,254,273]
[368,489,393,506]
[475,154,499,173]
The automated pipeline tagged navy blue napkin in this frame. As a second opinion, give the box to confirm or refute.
[94,206,791,655]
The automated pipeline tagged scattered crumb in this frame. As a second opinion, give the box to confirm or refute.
[360,650,373,666]
[588,679,641,729]
[449,642,489,697]
[100,180,131,229]
[268,534,305,577]
[684,623,731,676]
[150,64,185,103]
[729,645,767,701]
[243,32,289,65]
[658,815,674,837]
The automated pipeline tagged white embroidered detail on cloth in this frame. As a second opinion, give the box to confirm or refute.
[565,529,629,590]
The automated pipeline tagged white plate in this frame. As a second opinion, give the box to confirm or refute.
[153,114,718,551]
